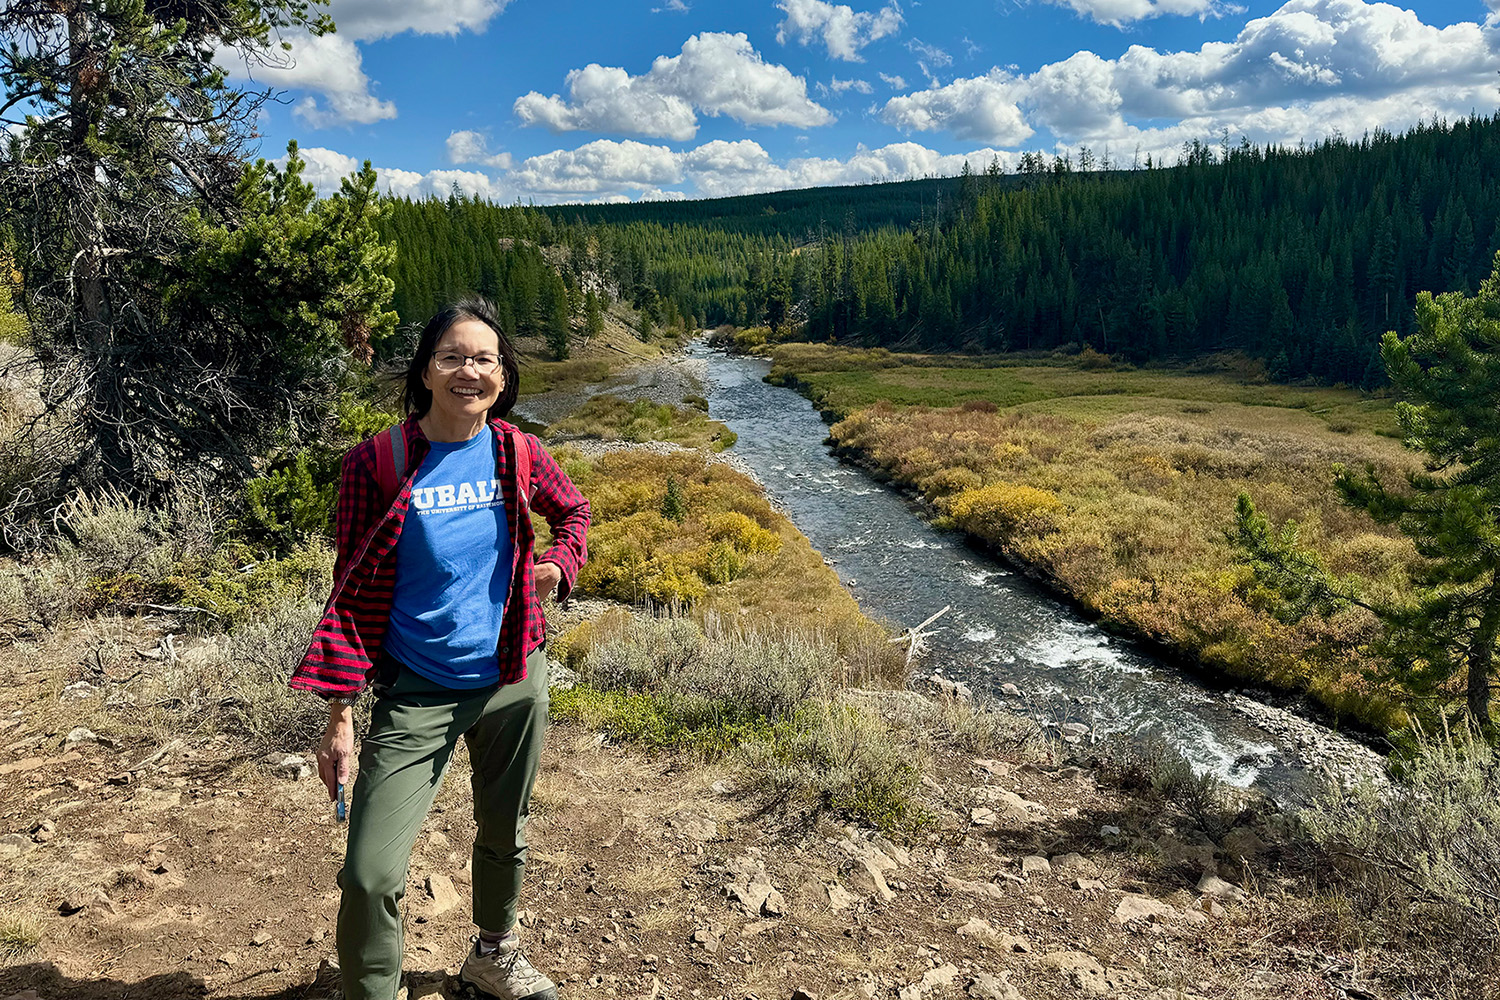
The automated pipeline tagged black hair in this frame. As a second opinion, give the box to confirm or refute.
[402,297,520,420]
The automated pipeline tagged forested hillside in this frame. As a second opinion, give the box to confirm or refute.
[537,174,983,237]
[381,115,1499,383]
[796,116,1500,385]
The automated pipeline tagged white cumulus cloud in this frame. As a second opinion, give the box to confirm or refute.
[882,0,1500,153]
[324,0,511,41]
[446,131,514,169]
[286,147,512,201]
[219,0,511,127]
[1039,0,1243,29]
[235,33,396,128]
[882,69,1033,145]
[775,0,904,62]
[509,139,686,194]
[513,32,833,140]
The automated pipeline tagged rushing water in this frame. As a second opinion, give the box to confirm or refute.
[681,343,1381,803]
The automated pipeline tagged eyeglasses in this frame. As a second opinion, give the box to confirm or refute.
[432,351,501,374]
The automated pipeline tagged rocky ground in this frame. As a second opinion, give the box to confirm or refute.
[0,616,1408,1000]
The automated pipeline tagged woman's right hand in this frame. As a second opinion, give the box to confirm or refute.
[318,705,355,802]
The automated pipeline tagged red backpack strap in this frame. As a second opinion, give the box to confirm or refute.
[508,428,531,504]
[372,423,408,508]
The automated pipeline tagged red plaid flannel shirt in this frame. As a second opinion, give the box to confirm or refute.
[290,416,590,699]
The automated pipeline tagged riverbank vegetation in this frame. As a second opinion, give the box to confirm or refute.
[766,341,1421,730]
[548,396,737,452]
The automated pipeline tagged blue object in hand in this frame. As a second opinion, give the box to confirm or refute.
[336,782,347,823]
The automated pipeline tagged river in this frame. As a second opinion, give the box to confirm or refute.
[523,342,1385,803]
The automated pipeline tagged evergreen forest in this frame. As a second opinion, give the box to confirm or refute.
[381,114,1500,385]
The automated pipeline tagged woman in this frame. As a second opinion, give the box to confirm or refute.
[291,297,589,1000]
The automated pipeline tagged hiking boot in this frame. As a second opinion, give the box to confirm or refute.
[459,934,557,1000]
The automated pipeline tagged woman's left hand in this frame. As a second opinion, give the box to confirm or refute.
[534,559,562,601]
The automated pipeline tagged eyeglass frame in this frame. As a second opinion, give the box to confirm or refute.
[431,351,502,374]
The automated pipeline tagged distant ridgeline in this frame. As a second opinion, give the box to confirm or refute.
[379,114,1499,383]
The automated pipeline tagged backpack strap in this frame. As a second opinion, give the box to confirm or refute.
[508,428,532,505]
[372,422,408,509]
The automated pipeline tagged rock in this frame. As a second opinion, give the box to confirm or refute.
[31,820,56,844]
[710,779,736,795]
[1197,873,1246,902]
[852,857,896,902]
[65,726,100,747]
[60,681,96,701]
[790,990,818,1000]
[974,787,1049,825]
[1197,895,1227,919]
[928,674,973,701]
[730,880,786,918]
[898,986,923,1000]
[1099,824,1120,838]
[1050,852,1089,871]
[251,930,273,947]
[956,916,998,941]
[826,883,857,912]
[689,927,719,953]
[1059,722,1090,738]
[0,834,31,859]
[1113,893,1178,926]
[1072,878,1106,891]
[425,874,460,915]
[268,753,312,781]
[1020,856,1051,877]
[967,971,1024,1000]
[969,807,998,827]
[921,964,960,991]
[219,952,238,966]
[943,876,1006,900]
[1039,951,1107,995]
[871,835,910,867]
[999,683,1022,698]
[427,830,450,850]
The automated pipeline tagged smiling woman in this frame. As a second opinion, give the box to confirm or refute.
[291,296,589,1000]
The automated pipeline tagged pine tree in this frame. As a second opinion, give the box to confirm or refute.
[584,290,604,343]
[1236,254,1500,727]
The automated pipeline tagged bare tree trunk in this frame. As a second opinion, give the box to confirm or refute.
[1467,576,1500,728]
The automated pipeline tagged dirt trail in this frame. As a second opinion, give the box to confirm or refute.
[0,631,1396,1000]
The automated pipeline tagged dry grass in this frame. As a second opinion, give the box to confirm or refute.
[825,393,1419,728]
[546,445,900,678]
[548,395,737,452]
[0,912,42,961]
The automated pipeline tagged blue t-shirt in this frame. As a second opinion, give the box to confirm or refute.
[385,427,513,688]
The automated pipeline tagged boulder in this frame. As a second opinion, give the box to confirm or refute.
[1112,893,1178,926]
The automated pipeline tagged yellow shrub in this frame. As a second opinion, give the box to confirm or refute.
[705,511,781,555]
[943,482,1064,536]
[919,466,982,497]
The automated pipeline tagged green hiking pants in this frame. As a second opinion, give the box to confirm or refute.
[336,646,548,1000]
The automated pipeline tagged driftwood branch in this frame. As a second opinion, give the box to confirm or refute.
[888,604,951,669]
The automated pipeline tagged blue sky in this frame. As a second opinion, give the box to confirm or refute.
[220,0,1499,202]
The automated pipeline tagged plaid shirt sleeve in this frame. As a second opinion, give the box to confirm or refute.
[331,443,382,587]
[526,434,590,602]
